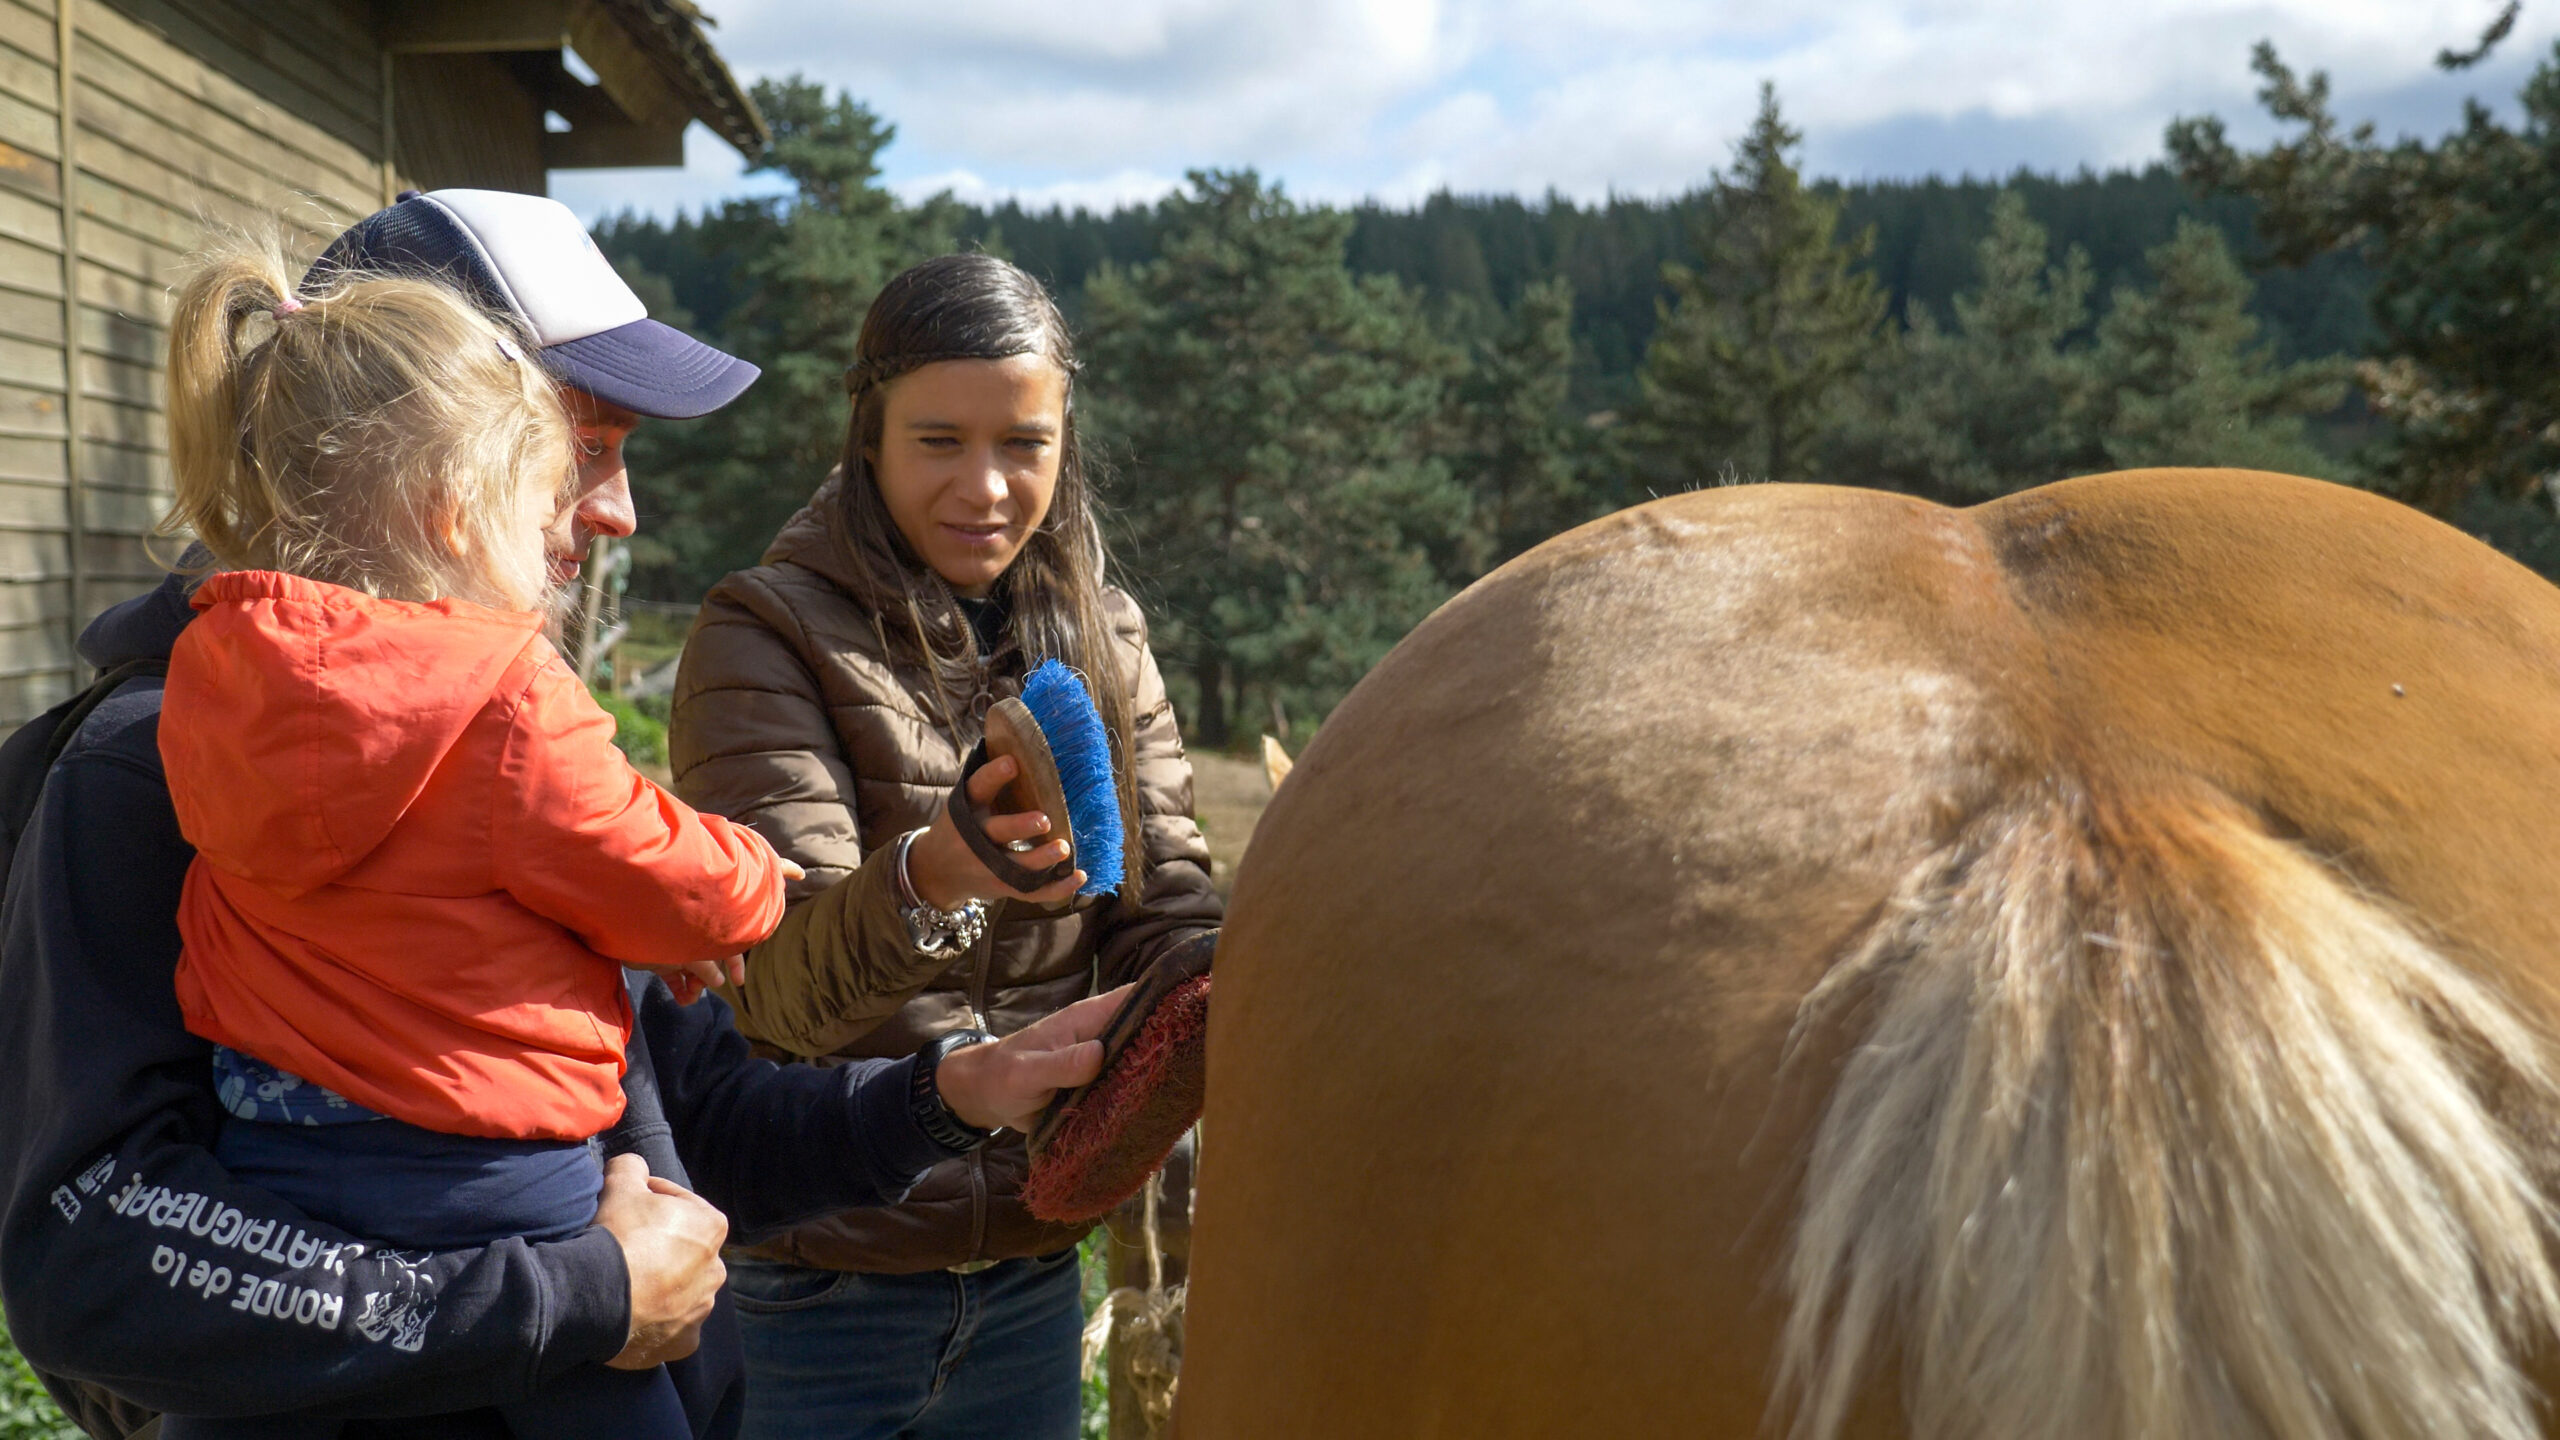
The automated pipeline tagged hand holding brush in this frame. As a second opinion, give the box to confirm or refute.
[906,659,1125,911]
[906,756,1086,907]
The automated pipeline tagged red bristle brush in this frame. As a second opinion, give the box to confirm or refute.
[1022,930,1214,1224]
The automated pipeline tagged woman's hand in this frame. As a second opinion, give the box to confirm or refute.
[935,985,1128,1132]
[907,754,1085,909]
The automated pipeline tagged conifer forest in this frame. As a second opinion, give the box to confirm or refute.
[596,31,2560,746]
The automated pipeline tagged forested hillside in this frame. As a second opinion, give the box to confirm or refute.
[971,164,2375,411]
[593,23,2560,742]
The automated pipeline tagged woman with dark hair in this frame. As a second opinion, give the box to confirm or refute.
[668,253,1221,1438]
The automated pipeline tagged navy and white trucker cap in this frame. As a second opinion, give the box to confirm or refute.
[305,188,757,419]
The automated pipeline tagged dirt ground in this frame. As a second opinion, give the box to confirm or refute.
[1188,749,1277,896]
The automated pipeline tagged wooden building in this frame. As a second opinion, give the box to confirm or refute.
[0,0,765,721]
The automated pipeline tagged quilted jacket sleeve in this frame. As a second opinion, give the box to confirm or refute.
[670,573,950,1056]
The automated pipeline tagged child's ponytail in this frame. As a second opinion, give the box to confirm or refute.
[164,246,302,571]
[156,234,573,610]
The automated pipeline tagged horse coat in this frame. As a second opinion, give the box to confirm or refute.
[1177,469,2560,1440]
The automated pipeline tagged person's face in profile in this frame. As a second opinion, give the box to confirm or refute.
[551,386,643,587]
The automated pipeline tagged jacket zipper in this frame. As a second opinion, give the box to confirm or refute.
[963,907,996,1261]
[959,616,998,1262]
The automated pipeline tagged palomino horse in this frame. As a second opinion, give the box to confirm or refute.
[1177,470,2560,1439]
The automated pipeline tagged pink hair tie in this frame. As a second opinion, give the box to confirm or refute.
[271,295,303,318]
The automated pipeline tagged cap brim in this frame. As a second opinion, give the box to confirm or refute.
[541,318,759,420]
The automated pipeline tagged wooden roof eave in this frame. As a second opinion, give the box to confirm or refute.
[377,0,769,169]
[580,0,768,161]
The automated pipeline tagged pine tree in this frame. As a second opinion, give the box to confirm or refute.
[1082,171,1466,746]
[2169,14,2550,512]
[2088,218,2348,476]
[1636,85,1887,485]
[1453,276,1592,564]
[1850,190,2100,499]
[604,78,957,599]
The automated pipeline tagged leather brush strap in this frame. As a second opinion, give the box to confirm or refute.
[1028,928,1218,1158]
[947,739,1078,892]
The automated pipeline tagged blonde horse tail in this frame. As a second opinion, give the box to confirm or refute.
[1780,781,2560,1440]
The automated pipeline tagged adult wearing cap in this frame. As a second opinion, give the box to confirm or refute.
[0,190,1115,1440]
[303,189,763,594]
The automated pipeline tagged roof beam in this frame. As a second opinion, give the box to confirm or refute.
[544,116,688,169]
[381,0,697,168]
[566,0,695,132]
[377,0,570,55]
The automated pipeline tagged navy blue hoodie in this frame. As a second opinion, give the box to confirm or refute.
[0,575,967,1436]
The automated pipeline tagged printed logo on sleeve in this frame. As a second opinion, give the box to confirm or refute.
[101,1171,435,1348]
[74,1153,114,1195]
[48,1186,78,1223]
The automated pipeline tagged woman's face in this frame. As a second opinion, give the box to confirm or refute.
[869,354,1068,598]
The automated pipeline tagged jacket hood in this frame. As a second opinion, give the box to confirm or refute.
[765,472,896,604]
[162,571,544,898]
[765,472,987,668]
[79,571,200,668]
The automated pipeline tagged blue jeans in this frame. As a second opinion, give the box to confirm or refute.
[729,1251,1084,1440]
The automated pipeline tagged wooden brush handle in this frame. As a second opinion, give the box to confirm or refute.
[982,698,1073,857]
[945,698,1077,891]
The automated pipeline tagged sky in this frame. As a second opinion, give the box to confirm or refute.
[550,0,2556,224]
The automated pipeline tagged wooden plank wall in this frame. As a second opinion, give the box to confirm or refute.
[0,0,73,723]
[395,53,542,196]
[0,0,389,722]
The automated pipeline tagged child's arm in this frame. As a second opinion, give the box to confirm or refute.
[494,652,787,967]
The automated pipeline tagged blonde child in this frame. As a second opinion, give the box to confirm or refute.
[151,244,789,1439]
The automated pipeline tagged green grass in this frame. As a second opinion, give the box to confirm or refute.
[1079,1230,1111,1439]
[0,1318,80,1440]
[593,689,669,768]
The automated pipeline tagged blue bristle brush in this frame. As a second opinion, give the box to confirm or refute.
[986,658,1125,895]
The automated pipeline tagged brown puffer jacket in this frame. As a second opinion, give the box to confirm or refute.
[669,475,1222,1273]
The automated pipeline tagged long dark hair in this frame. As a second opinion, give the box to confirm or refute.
[837,253,1142,887]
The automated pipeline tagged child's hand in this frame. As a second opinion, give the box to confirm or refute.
[748,826,803,884]
[648,957,745,1005]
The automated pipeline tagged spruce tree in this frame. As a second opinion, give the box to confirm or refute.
[1082,171,1465,746]
[606,79,956,599]
[1636,85,1887,485]
[1850,190,2100,499]
[2088,218,2348,476]
[2169,13,2552,512]
[1453,276,1592,564]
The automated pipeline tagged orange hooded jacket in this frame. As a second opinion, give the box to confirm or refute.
[162,571,786,1141]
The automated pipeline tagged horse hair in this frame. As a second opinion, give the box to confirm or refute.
[1780,778,2560,1440]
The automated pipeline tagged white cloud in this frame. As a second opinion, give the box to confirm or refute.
[557,0,2551,221]
[892,166,1187,212]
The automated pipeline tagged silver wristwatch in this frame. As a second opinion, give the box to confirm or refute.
[895,827,987,958]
